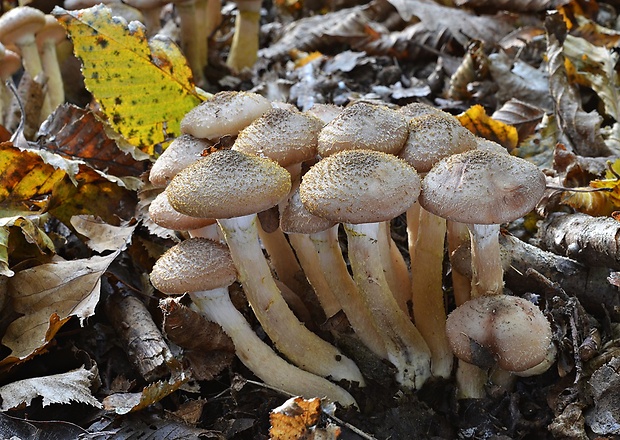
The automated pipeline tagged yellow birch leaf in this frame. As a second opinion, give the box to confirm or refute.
[457,104,519,151]
[52,5,203,156]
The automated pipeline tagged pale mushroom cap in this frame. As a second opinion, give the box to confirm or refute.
[0,7,46,46]
[150,238,236,294]
[305,103,342,125]
[232,108,322,167]
[445,295,553,372]
[398,102,446,120]
[0,44,21,79]
[166,149,292,219]
[299,149,421,224]
[317,102,408,157]
[398,112,477,173]
[476,138,509,155]
[280,185,336,234]
[149,134,212,187]
[149,191,216,231]
[419,149,546,224]
[35,15,66,46]
[180,91,272,140]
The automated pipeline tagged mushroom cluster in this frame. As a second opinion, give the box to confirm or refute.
[148,91,556,404]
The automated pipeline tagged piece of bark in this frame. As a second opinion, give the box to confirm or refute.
[500,233,620,319]
[537,212,620,270]
[105,293,173,381]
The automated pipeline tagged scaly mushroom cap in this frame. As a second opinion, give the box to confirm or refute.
[419,149,546,224]
[299,149,421,224]
[0,7,46,45]
[398,112,477,173]
[398,102,446,120]
[280,185,336,234]
[149,191,216,231]
[232,108,323,167]
[180,91,271,140]
[150,238,236,294]
[305,103,342,125]
[317,102,408,157]
[166,149,291,219]
[445,295,554,372]
[149,134,212,188]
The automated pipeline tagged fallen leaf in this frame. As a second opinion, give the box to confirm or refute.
[0,215,56,277]
[53,5,203,156]
[0,366,102,410]
[70,215,136,252]
[457,104,518,150]
[0,250,120,368]
[492,98,546,142]
[270,396,341,440]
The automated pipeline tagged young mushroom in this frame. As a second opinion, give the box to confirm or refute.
[149,134,213,188]
[0,43,21,125]
[165,149,365,385]
[36,15,67,111]
[150,238,357,406]
[300,149,431,389]
[226,0,261,71]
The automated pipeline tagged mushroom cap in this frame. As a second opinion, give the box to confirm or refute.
[149,134,212,188]
[299,149,421,224]
[35,15,66,46]
[398,102,446,120]
[149,191,216,231]
[445,295,554,372]
[419,149,546,224]
[305,103,342,125]
[398,112,477,173]
[317,102,409,157]
[150,238,236,294]
[280,185,336,234]
[476,138,509,155]
[0,44,21,79]
[180,91,271,140]
[0,6,46,46]
[166,149,292,219]
[232,107,323,167]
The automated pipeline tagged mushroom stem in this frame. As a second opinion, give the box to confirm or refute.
[468,223,503,297]
[174,0,206,86]
[226,0,260,71]
[378,221,410,314]
[410,207,453,378]
[217,214,365,385]
[192,288,357,407]
[344,221,431,388]
[38,37,64,110]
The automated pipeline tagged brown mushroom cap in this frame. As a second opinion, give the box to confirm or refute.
[150,238,236,294]
[419,149,546,224]
[317,102,409,157]
[445,295,553,372]
[398,102,446,120]
[398,112,477,173]
[0,7,46,46]
[0,44,21,79]
[149,191,216,231]
[35,15,66,47]
[166,149,291,219]
[149,133,212,188]
[232,108,323,167]
[180,91,271,140]
[299,149,421,224]
[280,185,336,234]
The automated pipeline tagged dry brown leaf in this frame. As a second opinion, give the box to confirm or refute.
[269,396,341,440]
[453,0,567,12]
[0,365,102,410]
[0,250,120,368]
[546,12,610,157]
[492,98,546,142]
[70,215,136,253]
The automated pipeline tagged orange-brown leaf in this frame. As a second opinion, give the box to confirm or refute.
[457,104,519,150]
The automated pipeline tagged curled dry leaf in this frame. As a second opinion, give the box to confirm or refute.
[0,365,102,410]
[269,396,340,440]
[70,215,136,253]
[491,98,545,142]
[0,250,120,368]
[453,0,567,12]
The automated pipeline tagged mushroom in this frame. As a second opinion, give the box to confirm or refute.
[149,133,213,188]
[226,0,261,71]
[445,294,555,374]
[170,0,206,85]
[180,90,271,141]
[150,237,357,406]
[35,15,67,111]
[149,191,220,240]
[165,149,365,385]
[300,149,431,388]
[0,43,21,125]
[123,0,167,34]
[419,149,546,297]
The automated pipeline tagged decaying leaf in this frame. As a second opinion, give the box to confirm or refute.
[53,5,203,156]
[492,98,546,142]
[71,215,136,252]
[0,365,102,410]
[269,396,341,440]
[0,215,56,277]
[0,250,120,368]
[453,0,567,12]
[457,104,518,150]
[584,356,620,435]
[103,370,189,415]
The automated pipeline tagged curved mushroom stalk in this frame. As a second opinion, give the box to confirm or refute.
[344,221,431,389]
[192,288,357,407]
[468,223,504,297]
[218,214,365,385]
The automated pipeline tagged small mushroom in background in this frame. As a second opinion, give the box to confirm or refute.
[0,43,21,126]
[226,0,261,72]
[36,15,68,112]
[300,149,432,389]
[123,0,168,35]
[149,133,213,188]
[150,237,357,407]
[165,149,365,386]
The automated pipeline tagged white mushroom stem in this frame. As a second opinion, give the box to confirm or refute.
[226,0,261,71]
[409,208,453,378]
[377,221,410,314]
[175,0,206,85]
[38,36,64,110]
[468,223,504,297]
[190,287,357,407]
[217,214,365,385]
[309,225,387,359]
[344,221,431,389]
[288,232,342,319]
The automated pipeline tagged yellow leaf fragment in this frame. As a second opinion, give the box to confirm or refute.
[52,5,203,156]
[457,104,519,151]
